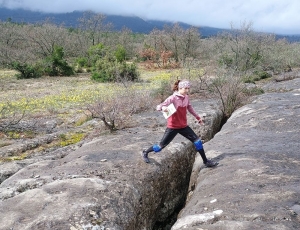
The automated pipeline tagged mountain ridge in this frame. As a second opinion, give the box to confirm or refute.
[0,7,299,41]
[0,7,227,37]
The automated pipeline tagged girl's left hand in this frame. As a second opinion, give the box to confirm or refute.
[197,117,204,125]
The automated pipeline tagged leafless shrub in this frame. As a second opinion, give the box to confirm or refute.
[206,70,247,119]
[86,87,156,132]
[0,102,26,132]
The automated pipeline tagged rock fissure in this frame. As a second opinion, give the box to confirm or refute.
[0,99,223,230]
[171,78,300,230]
[153,112,225,229]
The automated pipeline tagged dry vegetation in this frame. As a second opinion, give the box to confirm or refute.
[0,67,183,161]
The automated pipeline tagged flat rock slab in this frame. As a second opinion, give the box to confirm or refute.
[0,99,222,230]
[173,78,300,229]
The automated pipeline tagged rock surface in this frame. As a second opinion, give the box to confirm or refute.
[173,78,300,229]
[0,99,222,230]
[1,78,299,230]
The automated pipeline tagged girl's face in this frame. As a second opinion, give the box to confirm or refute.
[178,87,190,95]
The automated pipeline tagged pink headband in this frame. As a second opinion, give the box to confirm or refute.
[178,80,190,89]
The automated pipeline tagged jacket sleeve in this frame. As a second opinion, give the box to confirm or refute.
[156,95,174,111]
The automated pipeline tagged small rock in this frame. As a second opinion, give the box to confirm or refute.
[210,199,217,203]
[89,210,97,216]
[213,210,223,215]
[291,205,300,215]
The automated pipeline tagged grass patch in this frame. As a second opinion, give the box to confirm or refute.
[0,68,179,115]
[0,153,28,162]
[58,132,85,147]
[75,114,92,127]
[0,75,163,117]
[6,130,36,139]
[0,141,12,148]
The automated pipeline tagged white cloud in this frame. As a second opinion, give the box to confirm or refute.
[0,0,299,34]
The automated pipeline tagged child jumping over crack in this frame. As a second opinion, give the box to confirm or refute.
[141,79,218,167]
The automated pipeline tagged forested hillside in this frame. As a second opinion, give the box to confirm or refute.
[2,7,300,41]
[0,7,248,37]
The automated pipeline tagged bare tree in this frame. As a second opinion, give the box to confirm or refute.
[24,21,87,60]
[144,24,201,68]
[116,27,136,60]
[0,22,34,66]
[181,27,201,63]
[163,23,182,63]
[0,21,87,69]
[78,11,112,46]
[214,21,276,74]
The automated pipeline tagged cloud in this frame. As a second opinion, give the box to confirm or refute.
[0,0,299,34]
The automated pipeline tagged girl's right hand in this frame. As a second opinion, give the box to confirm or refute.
[162,106,168,112]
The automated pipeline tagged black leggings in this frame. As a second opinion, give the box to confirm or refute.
[160,126,199,148]
[145,126,208,163]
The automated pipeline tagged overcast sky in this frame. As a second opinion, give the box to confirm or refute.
[1,0,299,35]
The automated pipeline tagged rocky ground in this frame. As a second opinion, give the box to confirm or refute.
[0,73,300,230]
[173,77,300,229]
[0,93,223,230]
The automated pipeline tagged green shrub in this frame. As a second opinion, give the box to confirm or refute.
[11,62,42,79]
[119,62,139,81]
[243,76,259,84]
[243,87,264,96]
[91,57,114,82]
[114,45,126,63]
[91,70,112,82]
[258,71,272,79]
[76,57,88,67]
[218,54,233,68]
[43,45,74,76]
[91,57,139,82]
[243,71,272,83]
[88,43,108,66]
[74,57,88,73]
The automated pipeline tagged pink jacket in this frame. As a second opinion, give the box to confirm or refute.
[156,92,200,129]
